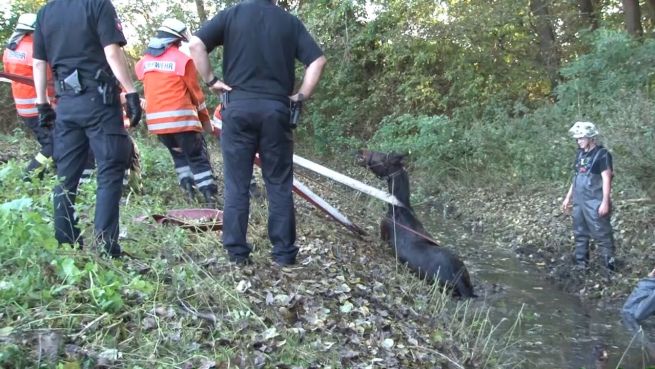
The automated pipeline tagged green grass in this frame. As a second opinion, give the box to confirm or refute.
[0,133,519,368]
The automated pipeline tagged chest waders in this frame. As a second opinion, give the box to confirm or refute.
[621,277,655,334]
[571,148,615,269]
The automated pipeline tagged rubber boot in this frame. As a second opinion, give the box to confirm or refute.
[180,177,196,204]
[201,189,218,208]
[23,153,51,181]
[604,255,616,273]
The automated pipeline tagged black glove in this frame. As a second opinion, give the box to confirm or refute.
[125,92,142,128]
[37,103,56,128]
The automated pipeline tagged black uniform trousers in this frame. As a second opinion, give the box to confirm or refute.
[23,116,53,174]
[52,90,130,256]
[221,99,297,264]
[158,132,217,193]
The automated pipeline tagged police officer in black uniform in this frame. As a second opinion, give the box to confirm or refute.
[190,0,326,266]
[32,0,142,257]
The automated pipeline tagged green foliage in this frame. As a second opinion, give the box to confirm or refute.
[368,114,464,173]
[0,0,47,42]
[302,22,655,195]
[367,108,571,185]
[597,92,655,197]
[116,0,201,57]
[556,29,655,112]
[296,0,556,155]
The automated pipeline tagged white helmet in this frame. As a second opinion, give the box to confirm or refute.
[16,13,37,32]
[157,18,190,42]
[569,121,599,139]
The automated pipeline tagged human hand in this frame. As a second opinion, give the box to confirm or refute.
[125,92,142,128]
[598,200,610,217]
[37,103,56,128]
[561,197,572,215]
[648,267,655,278]
[289,93,305,102]
[121,94,146,108]
[201,120,214,135]
[208,79,231,95]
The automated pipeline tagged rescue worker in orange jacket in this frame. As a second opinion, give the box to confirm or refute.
[135,19,218,206]
[2,13,56,177]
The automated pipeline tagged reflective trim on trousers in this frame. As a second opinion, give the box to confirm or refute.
[196,178,215,188]
[79,168,95,184]
[175,165,193,180]
[193,170,212,180]
[175,165,191,174]
[35,152,49,164]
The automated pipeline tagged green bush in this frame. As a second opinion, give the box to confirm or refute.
[556,29,655,114]
[366,108,573,185]
[313,28,655,195]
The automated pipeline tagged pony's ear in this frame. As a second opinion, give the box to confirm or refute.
[399,153,408,165]
[390,151,408,165]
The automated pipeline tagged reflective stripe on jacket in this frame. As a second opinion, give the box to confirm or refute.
[135,46,210,135]
[2,35,55,117]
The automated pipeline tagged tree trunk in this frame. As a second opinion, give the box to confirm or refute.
[529,0,560,90]
[195,0,207,23]
[622,0,643,36]
[578,0,599,30]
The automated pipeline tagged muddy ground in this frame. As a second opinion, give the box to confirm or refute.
[433,185,655,303]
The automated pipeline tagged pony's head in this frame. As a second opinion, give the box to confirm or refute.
[355,149,407,179]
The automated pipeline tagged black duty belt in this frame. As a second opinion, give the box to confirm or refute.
[56,79,101,91]
[226,90,289,104]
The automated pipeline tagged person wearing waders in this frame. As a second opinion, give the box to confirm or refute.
[561,121,616,272]
[621,266,655,359]
[135,19,219,207]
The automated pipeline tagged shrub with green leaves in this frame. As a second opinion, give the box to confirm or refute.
[556,29,655,113]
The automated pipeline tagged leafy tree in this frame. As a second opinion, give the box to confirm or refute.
[0,0,46,43]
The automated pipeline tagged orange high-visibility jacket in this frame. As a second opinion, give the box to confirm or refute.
[135,46,209,135]
[2,34,55,118]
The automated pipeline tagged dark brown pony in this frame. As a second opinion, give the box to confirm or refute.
[356,150,475,298]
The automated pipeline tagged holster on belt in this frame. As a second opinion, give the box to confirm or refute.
[94,69,119,106]
[57,70,85,95]
[289,93,304,129]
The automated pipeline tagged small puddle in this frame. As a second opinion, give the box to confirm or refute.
[424,212,653,368]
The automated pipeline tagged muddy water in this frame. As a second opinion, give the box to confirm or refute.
[424,214,653,369]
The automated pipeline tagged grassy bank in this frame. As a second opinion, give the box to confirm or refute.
[0,131,519,368]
